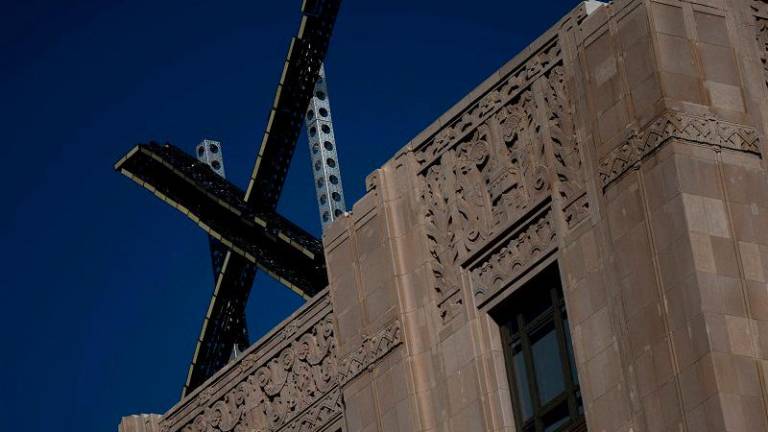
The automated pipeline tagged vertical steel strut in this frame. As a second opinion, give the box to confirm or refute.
[305,64,347,228]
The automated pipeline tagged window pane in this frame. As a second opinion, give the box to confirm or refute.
[542,400,570,432]
[513,349,534,421]
[496,264,585,431]
[521,288,552,324]
[531,324,565,404]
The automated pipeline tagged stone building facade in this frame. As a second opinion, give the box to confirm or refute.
[122,0,768,430]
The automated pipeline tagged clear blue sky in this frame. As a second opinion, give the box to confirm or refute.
[1,1,580,430]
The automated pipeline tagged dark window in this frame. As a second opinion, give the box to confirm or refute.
[495,264,585,432]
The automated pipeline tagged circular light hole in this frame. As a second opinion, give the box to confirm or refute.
[326,158,336,168]
[315,91,326,100]
[309,127,317,137]
[197,146,205,156]
[316,178,324,188]
[329,175,338,185]
[211,160,221,170]
[320,194,327,204]
[323,141,333,151]
[332,192,341,202]
[322,211,330,222]
[321,124,330,133]
[334,209,343,217]
[209,144,219,153]
[318,108,328,117]
[314,160,321,171]
[312,143,320,154]
[306,110,315,121]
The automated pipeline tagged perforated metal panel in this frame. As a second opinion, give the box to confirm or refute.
[196,139,226,178]
[305,64,347,227]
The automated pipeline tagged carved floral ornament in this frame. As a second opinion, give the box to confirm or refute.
[414,40,562,170]
[162,315,402,432]
[753,0,768,18]
[416,41,589,324]
[471,208,557,304]
[420,87,551,324]
[168,314,337,432]
[752,0,768,89]
[598,111,761,189]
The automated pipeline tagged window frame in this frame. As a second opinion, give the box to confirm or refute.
[495,265,585,432]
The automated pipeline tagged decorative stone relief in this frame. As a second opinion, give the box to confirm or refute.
[417,41,563,325]
[420,88,551,323]
[539,64,589,229]
[168,314,338,432]
[752,1,768,92]
[337,320,402,385]
[276,388,343,432]
[598,111,761,188]
[160,296,402,432]
[414,40,561,170]
[470,208,556,303]
[752,0,768,16]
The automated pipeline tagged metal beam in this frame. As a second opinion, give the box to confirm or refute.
[115,0,342,397]
[244,0,342,208]
[115,143,326,295]
[184,139,254,396]
[305,63,347,227]
[185,252,255,393]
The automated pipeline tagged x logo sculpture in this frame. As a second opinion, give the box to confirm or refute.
[114,0,342,396]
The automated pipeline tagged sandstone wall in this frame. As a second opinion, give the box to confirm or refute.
[323,0,768,431]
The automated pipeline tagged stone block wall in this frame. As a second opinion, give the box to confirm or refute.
[118,414,161,432]
[321,0,768,431]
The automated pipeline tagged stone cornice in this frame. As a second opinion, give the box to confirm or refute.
[468,205,557,307]
[337,320,403,386]
[598,111,760,190]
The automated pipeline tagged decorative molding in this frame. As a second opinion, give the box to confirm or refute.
[470,207,557,304]
[161,313,338,432]
[276,388,343,432]
[159,293,337,432]
[753,1,768,99]
[416,42,569,326]
[419,86,552,325]
[160,302,402,432]
[438,290,464,325]
[414,39,562,171]
[752,0,768,18]
[338,320,402,385]
[598,111,760,189]
[538,64,589,230]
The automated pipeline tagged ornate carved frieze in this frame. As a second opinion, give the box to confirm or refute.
[337,320,402,385]
[420,87,552,324]
[753,1,768,93]
[753,0,768,18]
[416,41,569,325]
[469,207,557,304]
[165,313,338,432]
[160,294,402,432]
[414,39,562,171]
[598,111,761,189]
[539,64,589,229]
[276,388,343,432]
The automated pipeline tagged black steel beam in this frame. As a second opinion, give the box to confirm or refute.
[244,0,342,208]
[115,0,342,397]
[114,143,327,295]
[186,248,254,393]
